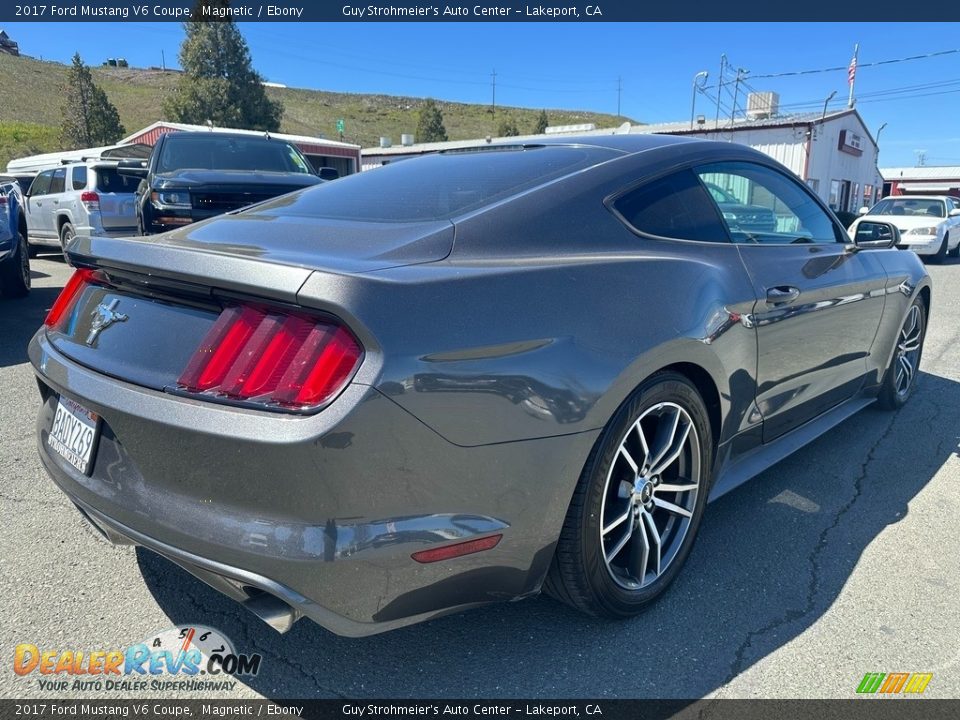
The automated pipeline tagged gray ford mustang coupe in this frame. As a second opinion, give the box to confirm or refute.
[30,135,930,636]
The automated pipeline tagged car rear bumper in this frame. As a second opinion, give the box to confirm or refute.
[29,329,594,635]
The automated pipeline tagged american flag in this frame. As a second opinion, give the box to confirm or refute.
[848,54,857,86]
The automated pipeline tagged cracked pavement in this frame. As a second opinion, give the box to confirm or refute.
[2,254,958,700]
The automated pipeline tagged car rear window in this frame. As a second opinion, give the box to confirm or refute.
[157,135,312,174]
[265,145,615,222]
[95,167,140,193]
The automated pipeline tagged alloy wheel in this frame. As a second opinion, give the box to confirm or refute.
[599,401,701,590]
[894,304,923,397]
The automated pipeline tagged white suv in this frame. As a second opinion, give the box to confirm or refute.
[23,161,139,257]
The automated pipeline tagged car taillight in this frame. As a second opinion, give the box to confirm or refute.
[44,268,100,328]
[177,305,363,411]
[80,191,100,212]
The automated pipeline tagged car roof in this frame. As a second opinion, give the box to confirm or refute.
[164,131,292,143]
[466,133,698,156]
[879,195,949,202]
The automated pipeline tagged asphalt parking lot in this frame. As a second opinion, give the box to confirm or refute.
[1,252,958,701]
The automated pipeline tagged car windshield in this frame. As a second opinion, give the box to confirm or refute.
[869,198,945,218]
[157,135,312,174]
[265,145,615,222]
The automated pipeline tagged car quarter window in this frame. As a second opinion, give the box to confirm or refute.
[696,162,844,245]
[72,166,87,190]
[49,168,66,195]
[612,169,730,243]
[29,171,52,196]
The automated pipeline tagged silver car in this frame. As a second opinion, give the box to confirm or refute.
[23,161,139,256]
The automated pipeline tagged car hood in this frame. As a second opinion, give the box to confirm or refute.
[153,170,323,189]
[859,213,945,231]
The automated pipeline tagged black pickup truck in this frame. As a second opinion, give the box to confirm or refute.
[118,131,324,235]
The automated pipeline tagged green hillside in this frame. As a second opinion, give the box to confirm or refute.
[0,53,634,169]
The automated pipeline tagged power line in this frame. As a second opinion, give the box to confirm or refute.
[748,47,960,79]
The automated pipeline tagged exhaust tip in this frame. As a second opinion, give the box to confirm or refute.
[242,591,300,634]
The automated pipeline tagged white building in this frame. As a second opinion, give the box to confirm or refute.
[362,107,882,215]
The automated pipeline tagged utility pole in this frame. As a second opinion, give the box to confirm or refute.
[161,49,165,70]
[490,69,497,116]
[715,54,727,129]
[730,67,748,127]
[616,76,622,118]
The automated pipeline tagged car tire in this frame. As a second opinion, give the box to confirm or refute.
[948,234,959,258]
[929,235,948,264]
[876,298,926,411]
[544,371,713,617]
[0,229,31,298]
[59,222,75,263]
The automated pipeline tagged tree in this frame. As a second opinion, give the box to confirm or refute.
[534,109,549,135]
[164,0,283,131]
[60,53,125,149]
[416,99,448,143]
[497,119,520,137]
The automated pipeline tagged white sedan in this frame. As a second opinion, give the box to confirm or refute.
[849,195,960,262]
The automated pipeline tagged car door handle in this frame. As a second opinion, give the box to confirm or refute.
[766,286,800,305]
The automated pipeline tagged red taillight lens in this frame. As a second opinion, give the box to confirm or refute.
[44,268,99,328]
[177,305,363,411]
[80,191,100,211]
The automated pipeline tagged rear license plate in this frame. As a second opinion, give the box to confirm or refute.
[48,396,99,475]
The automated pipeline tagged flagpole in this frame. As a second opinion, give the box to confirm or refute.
[848,43,859,108]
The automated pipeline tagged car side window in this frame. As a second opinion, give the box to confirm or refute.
[49,168,66,195]
[72,166,88,191]
[29,171,52,197]
[696,162,844,244]
[612,170,730,243]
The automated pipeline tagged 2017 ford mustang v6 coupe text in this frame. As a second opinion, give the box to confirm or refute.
[30,136,930,636]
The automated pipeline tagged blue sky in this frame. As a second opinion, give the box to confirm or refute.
[9,21,960,167]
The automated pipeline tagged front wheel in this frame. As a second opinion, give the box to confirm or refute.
[928,235,948,264]
[877,299,926,410]
[545,372,712,617]
[948,234,959,258]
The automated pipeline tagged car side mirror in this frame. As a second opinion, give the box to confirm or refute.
[858,206,870,216]
[853,221,900,249]
[117,159,148,178]
[318,167,340,181]
[950,208,960,217]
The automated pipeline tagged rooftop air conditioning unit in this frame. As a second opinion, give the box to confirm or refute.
[746,92,779,120]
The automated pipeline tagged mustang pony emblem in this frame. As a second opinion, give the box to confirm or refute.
[86,299,128,346]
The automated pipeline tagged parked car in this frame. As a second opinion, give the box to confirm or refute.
[31,136,929,637]
[117,131,324,235]
[849,195,960,262]
[702,180,778,233]
[23,161,140,258]
[0,176,30,297]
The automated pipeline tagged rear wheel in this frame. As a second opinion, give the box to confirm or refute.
[59,222,75,263]
[0,229,31,298]
[545,372,712,617]
[877,299,926,410]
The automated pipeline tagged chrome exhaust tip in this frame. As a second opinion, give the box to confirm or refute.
[243,592,300,634]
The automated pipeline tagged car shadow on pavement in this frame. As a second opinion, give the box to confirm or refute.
[138,370,960,699]
[0,285,62,368]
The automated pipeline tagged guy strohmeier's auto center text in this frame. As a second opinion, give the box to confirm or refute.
[341,5,604,17]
